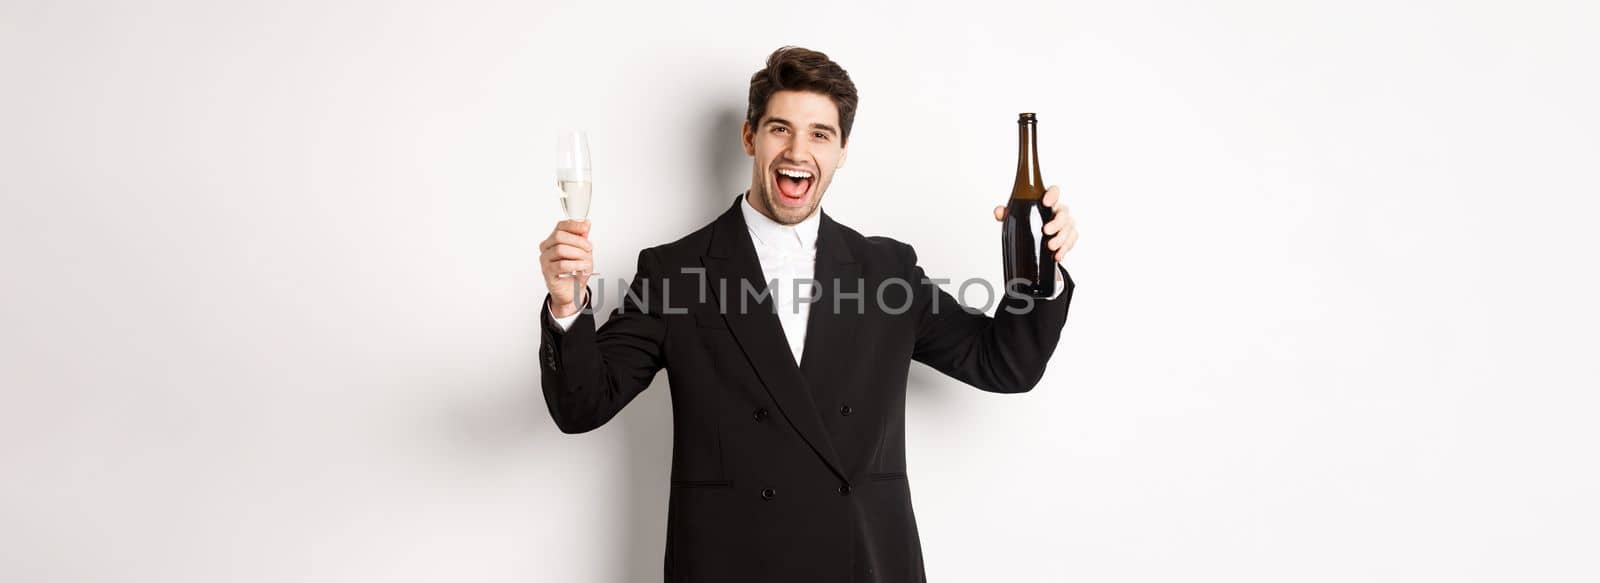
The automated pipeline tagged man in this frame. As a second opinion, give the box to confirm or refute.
[537,46,1078,582]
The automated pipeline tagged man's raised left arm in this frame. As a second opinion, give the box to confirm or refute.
[908,184,1079,393]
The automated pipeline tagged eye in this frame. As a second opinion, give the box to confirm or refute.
[813,132,828,140]
[772,126,788,134]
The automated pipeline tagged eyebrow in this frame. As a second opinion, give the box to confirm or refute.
[766,117,838,137]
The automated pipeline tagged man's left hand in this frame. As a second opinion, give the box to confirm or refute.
[993,184,1078,262]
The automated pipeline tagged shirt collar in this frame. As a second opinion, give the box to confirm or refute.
[740,191,820,251]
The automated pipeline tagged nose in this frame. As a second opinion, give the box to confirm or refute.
[782,133,810,165]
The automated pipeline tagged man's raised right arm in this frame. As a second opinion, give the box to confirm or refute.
[537,219,666,434]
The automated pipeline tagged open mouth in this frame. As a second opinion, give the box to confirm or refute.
[773,167,814,206]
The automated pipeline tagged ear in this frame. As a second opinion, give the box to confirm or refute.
[741,121,755,156]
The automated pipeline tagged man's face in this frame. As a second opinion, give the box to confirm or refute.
[742,90,848,225]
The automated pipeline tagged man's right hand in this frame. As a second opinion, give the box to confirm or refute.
[540,219,594,318]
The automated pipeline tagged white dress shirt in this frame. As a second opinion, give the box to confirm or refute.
[737,193,821,366]
[547,193,1064,364]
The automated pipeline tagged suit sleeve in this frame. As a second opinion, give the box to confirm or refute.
[907,244,1074,393]
[539,248,668,433]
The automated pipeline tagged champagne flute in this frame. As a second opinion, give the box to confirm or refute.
[556,130,597,278]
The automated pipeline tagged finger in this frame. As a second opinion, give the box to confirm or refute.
[993,205,1006,221]
[557,219,592,236]
[1043,185,1060,207]
[555,259,592,273]
[1048,212,1076,236]
[1053,229,1078,261]
[543,230,592,252]
[556,219,590,236]
[1043,212,1066,236]
[551,243,590,260]
[541,247,576,266]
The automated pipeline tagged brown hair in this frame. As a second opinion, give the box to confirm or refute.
[747,46,859,145]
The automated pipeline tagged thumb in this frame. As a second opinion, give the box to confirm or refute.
[993,205,1006,221]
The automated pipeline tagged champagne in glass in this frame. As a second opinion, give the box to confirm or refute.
[555,130,597,278]
[558,172,591,219]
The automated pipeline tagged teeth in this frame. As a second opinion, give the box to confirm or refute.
[777,168,813,179]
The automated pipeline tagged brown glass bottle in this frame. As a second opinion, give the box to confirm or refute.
[1002,112,1057,298]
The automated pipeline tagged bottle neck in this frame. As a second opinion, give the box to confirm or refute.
[1012,121,1044,199]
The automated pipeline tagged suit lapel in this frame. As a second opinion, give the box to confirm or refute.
[701,195,849,485]
[798,211,861,378]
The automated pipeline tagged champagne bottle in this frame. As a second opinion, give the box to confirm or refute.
[1002,112,1057,298]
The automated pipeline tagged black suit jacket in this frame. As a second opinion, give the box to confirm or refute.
[539,194,1074,582]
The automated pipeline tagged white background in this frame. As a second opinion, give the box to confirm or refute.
[3,1,1597,581]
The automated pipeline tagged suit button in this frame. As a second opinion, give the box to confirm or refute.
[753,407,770,422]
[840,404,854,416]
[837,483,852,495]
[761,488,776,501]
